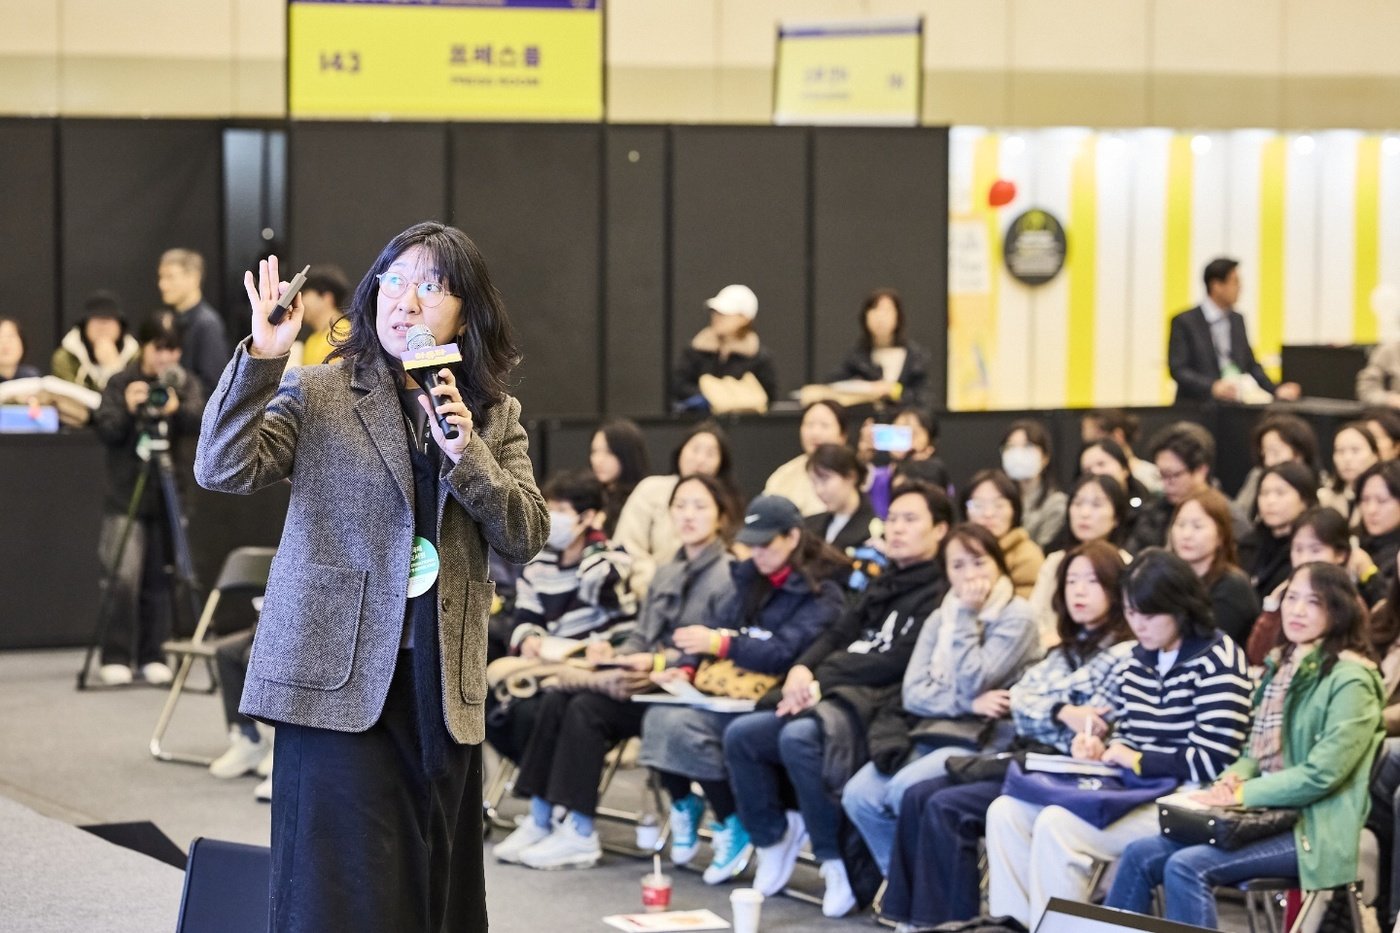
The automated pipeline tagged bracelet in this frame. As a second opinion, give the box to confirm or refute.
[653,652,666,673]
[709,631,723,656]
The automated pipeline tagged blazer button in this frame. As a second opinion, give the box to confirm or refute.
[440,596,451,611]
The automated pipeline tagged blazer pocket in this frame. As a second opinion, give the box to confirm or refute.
[457,580,495,704]
[257,561,367,691]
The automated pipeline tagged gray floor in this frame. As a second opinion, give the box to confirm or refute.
[0,649,871,932]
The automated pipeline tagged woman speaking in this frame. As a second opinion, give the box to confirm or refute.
[195,222,548,931]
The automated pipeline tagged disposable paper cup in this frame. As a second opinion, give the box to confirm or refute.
[730,887,763,933]
[641,872,672,912]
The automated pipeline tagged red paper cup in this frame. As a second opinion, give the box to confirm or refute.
[641,872,672,912]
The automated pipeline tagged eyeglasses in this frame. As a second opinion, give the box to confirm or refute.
[376,272,453,308]
[966,498,1011,515]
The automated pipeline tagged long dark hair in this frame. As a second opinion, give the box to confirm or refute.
[1051,540,1131,664]
[1357,461,1400,540]
[857,287,906,353]
[595,418,651,536]
[667,473,737,544]
[1121,547,1216,641]
[329,222,520,418]
[942,523,1011,578]
[1062,473,1129,548]
[1281,562,1375,677]
[1170,487,1241,586]
[967,468,1024,530]
[1251,413,1319,471]
[670,420,741,504]
[1331,422,1381,494]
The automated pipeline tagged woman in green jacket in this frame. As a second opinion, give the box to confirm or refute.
[1105,560,1385,928]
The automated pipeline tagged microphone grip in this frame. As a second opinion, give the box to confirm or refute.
[417,368,461,441]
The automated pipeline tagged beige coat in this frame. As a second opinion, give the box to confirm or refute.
[612,473,682,596]
[999,527,1045,599]
[762,454,825,517]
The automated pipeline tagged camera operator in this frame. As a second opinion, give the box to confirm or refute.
[91,311,205,686]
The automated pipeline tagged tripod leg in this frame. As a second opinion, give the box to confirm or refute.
[155,452,205,645]
[79,469,149,690]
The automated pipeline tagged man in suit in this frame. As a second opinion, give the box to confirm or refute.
[1168,258,1301,404]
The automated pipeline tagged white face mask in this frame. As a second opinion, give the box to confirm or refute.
[547,511,578,551]
[1001,446,1042,482]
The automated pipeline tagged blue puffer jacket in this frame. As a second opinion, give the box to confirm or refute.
[680,558,845,675]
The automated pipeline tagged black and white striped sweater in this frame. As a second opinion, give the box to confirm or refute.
[1110,631,1252,784]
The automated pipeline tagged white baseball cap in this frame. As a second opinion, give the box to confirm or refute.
[705,284,758,321]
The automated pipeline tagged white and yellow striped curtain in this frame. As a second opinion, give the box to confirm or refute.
[947,127,1400,411]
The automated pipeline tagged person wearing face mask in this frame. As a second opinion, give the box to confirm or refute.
[1168,487,1260,646]
[92,310,205,687]
[879,541,1135,930]
[763,400,848,517]
[721,483,952,916]
[51,291,139,392]
[999,420,1066,551]
[1239,461,1319,603]
[671,284,778,411]
[1320,421,1382,526]
[492,474,736,871]
[1029,474,1131,648]
[615,421,740,596]
[195,226,549,932]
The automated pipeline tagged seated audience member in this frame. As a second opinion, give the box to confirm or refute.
[294,264,350,366]
[1320,421,1381,524]
[1364,569,1400,926]
[802,443,879,553]
[638,496,846,877]
[859,407,952,519]
[841,525,1041,880]
[157,248,229,393]
[589,418,651,537]
[91,312,205,686]
[206,630,274,800]
[1246,506,1385,665]
[1137,421,1250,549]
[1232,412,1322,519]
[615,420,739,595]
[51,291,138,392]
[985,549,1252,930]
[1081,408,1161,492]
[1108,562,1383,929]
[1239,462,1318,602]
[826,287,935,411]
[671,284,777,411]
[493,474,735,870]
[1000,419,1066,550]
[880,541,1133,929]
[1358,461,1400,594]
[721,483,952,915]
[1080,437,1158,554]
[763,400,848,516]
[1169,487,1261,646]
[0,316,40,383]
[485,471,636,760]
[1358,338,1400,409]
[1364,406,1400,461]
[1030,474,1130,646]
[964,468,1045,598]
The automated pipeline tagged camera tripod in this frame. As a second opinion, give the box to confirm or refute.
[77,415,205,690]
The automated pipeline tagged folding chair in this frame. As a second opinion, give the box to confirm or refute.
[150,547,275,765]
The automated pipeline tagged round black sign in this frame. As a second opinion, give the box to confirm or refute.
[1003,209,1067,286]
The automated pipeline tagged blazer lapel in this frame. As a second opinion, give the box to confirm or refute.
[352,354,413,509]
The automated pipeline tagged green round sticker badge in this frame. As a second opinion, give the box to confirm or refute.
[407,536,440,598]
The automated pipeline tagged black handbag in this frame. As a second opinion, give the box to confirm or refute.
[1157,800,1297,850]
[945,738,1060,785]
[909,715,995,750]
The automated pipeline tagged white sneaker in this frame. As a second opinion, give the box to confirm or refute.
[140,661,174,685]
[493,819,553,864]
[97,664,133,686]
[519,820,601,870]
[819,858,857,918]
[753,810,807,897]
[208,728,270,779]
[254,775,272,802]
[255,745,274,778]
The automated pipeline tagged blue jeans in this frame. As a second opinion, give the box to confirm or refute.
[1106,831,1298,927]
[840,744,962,875]
[723,711,842,860]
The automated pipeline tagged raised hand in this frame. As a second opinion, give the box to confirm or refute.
[245,255,305,359]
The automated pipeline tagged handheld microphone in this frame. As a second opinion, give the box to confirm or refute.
[402,324,463,441]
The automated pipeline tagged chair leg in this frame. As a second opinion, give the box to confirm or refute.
[148,653,214,765]
[1286,890,1320,933]
[1347,882,1368,932]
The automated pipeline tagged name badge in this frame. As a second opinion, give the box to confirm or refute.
[407,536,440,598]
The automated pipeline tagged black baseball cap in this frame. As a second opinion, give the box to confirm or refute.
[735,495,803,546]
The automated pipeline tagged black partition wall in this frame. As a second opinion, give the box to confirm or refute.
[5,119,949,421]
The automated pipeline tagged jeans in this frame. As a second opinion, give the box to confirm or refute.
[1106,831,1298,928]
[724,711,841,860]
[841,744,962,875]
[97,512,174,667]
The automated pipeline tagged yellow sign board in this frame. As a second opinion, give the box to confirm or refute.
[289,0,603,121]
[774,17,922,126]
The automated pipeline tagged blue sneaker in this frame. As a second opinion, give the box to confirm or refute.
[668,793,705,866]
[702,814,754,885]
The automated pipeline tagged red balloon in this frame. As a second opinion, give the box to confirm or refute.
[988,179,1017,208]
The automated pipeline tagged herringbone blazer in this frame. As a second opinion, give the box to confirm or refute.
[194,340,548,744]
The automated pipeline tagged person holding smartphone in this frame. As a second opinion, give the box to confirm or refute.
[195,223,548,932]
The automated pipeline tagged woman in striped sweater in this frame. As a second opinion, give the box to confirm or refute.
[984,548,1253,929]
